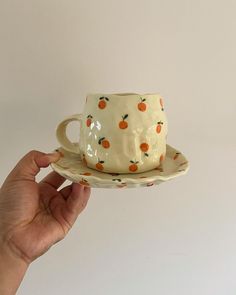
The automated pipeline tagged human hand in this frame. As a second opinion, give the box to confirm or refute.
[0,150,91,265]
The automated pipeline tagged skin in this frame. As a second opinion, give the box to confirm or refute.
[0,150,91,295]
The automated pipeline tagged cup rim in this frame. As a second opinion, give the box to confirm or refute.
[87,92,161,97]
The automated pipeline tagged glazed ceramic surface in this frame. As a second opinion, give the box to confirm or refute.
[51,144,189,189]
[56,93,168,173]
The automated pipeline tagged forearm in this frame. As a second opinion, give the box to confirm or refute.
[0,243,29,295]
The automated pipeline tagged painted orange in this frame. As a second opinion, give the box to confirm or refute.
[86,118,92,127]
[138,102,146,111]
[98,100,106,109]
[82,172,92,176]
[173,153,181,160]
[129,164,138,172]
[156,122,163,134]
[102,139,110,148]
[79,180,90,186]
[119,121,128,129]
[140,143,149,152]
[57,150,64,157]
[160,154,164,162]
[96,163,104,171]
[82,157,87,166]
[117,184,127,188]
[160,98,164,110]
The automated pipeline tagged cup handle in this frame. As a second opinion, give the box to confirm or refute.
[56,114,83,153]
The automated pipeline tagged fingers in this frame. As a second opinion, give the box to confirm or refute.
[6,150,61,182]
[40,171,66,190]
[60,184,73,200]
[61,183,91,228]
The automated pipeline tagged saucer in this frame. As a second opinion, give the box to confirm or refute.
[50,144,189,189]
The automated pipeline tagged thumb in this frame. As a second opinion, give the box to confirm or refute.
[6,150,61,182]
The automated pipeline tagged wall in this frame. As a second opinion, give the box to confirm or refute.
[0,0,236,294]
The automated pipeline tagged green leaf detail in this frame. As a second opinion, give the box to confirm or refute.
[123,114,128,120]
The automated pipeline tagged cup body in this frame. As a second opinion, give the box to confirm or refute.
[77,93,168,173]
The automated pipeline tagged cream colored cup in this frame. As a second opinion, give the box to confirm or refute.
[56,93,168,173]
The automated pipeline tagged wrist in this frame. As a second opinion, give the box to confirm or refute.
[0,240,29,295]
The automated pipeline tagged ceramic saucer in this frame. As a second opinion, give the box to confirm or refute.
[50,144,189,189]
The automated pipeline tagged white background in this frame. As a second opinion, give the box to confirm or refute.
[0,0,236,294]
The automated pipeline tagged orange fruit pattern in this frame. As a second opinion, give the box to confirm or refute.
[98,137,110,148]
[86,115,93,127]
[82,154,87,166]
[156,121,163,133]
[55,149,64,157]
[98,96,109,109]
[173,152,181,160]
[96,159,105,171]
[138,97,147,112]
[160,98,164,111]
[119,114,128,129]
[159,154,164,162]
[79,178,90,186]
[83,96,167,173]
[140,142,149,157]
[117,183,127,188]
[112,179,127,188]
[129,160,139,172]
[81,172,92,176]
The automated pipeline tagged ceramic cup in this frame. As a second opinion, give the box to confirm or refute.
[56,93,168,173]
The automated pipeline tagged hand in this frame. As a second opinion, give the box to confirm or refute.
[0,150,91,264]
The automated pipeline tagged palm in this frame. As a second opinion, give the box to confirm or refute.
[0,168,90,263]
